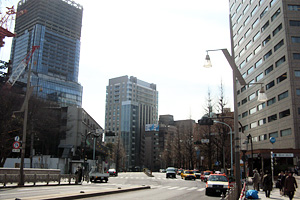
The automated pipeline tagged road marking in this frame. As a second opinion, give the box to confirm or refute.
[177,187,188,190]
[197,188,205,191]
[187,187,198,191]
[161,186,172,189]
[168,187,179,190]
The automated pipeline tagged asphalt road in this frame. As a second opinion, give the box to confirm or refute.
[0,172,222,200]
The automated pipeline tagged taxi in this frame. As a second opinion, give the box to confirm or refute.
[200,170,213,182]
[205,173,229,196]
[181,170,196,180]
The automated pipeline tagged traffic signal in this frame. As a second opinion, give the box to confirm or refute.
[198,117,214,125]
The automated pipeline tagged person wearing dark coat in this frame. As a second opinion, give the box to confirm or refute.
[284,172,298,200]
[262,171,273,198]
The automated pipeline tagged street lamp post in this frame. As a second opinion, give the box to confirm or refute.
[214,120,233,175]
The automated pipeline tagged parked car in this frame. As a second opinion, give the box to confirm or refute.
[193,170,201,179]
[181,170,196,180]
[159,169,166,173]
[108,169,118,176]
[201,170,213,182]
[166,167,176,178]
[205,173,229,196]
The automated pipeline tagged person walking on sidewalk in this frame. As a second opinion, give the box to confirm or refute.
[262,170,273,198]
[284,171,298,200]
[253,169,260,191]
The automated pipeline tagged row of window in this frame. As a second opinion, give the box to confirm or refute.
[232,0,279,50]
[252,128,292,142]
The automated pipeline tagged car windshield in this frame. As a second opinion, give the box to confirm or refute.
[167,168,175,172]
[204,172,211,175]
[185,171,194,174]
[193,170,200,173]
[208,175,228,182]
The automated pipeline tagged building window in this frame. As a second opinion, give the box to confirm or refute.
[288,5,300,11]
[247,66,254,74]
[268,114,277,122]
[241,86,246,93]
[267,97,276,106]
[265,65,273,75]
[245,40,252,49]
[290,20,300,26]
[278,90,288,101]
[252,18,260,29]
[273,24,282,36]
[244,16,250,26]
[249,107,257,114]
[258,118,266,126]
[251,6,258,16]
[239,48,245,57]
[293,53,300,60]
[292,36,300,43]
[249,92,256,101]
[256,72,264,82]
[246,53,253,62]
[236,3,241,13]
[275,56,286,67]
[270,0,278,7]
[253,31,261,42]
[237,15,242,24]
[237,26,243,35]
[250,122,257,129]
[242,98,247,105]
[242,111,248,118]
[244,5,249,15]
[295,70,300,77]
[262,35,271,46]
[260,7,268,19]
[297,89,300,96]
[254,45,262,55]
[257,102,266,111]
[269,131,278,138]
[279,109,290,118]
[271,8,281,21]
[263,50,272,60]
[274,40,284,52]
[280,128,292,137]
[277,73,287,83]
[238,37,244,46]
[266,80,275,90]
[259,134,267,141]
[240,60,246,68]
[255,58,263,68]
[261,21,270,32]
[244,28,251,38]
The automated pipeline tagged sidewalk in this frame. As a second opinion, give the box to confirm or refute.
[247,176,300,200]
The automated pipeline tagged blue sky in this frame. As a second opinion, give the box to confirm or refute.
[1,0,234,126]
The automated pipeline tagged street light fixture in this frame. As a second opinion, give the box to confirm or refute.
[203,48,264,196]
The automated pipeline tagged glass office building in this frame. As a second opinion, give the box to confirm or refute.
[10,0,83,107]
[105,75,158,170]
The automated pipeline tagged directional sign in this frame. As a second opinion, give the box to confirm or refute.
[274,153,294,157]
[13,141,20,149]
[201,139,209,143]
[270,137,276,144]
[12,149,20,152]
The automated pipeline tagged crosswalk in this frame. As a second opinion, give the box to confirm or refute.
[143,185,205,192]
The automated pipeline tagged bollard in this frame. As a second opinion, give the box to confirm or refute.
[220,193,225,200]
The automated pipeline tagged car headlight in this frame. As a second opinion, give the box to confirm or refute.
[223,185,229,188]
[206,184,213,187]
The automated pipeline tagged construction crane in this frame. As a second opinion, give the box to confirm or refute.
[6,45,39,87]
[0,6,16,47]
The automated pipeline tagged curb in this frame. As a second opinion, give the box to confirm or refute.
[16,185,151,200]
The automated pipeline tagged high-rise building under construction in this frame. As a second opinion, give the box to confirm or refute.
[10,0,83,106]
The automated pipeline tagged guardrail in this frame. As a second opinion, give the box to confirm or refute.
[0,168,78,187]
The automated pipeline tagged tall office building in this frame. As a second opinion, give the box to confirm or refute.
[229,0,300,165]
[10,0,83,107]
[105,75,158,170]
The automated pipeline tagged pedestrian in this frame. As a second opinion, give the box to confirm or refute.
[277,171,284,195]
[75,166,83,183]
[253,169,260,191]
[284,171,298,200]
[262,170,273,198]
[282,171,289,196]
[259,169,264,191]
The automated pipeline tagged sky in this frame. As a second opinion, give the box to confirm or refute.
[1,0,235,126]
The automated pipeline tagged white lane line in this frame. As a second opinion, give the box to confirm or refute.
[197,188,205,191]
[187,187,198,191]
[168,187,179,190]
[177,187,188,190]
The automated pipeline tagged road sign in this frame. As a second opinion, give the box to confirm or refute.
[274,153,294,157]
[14,136,20,141]
[12,149,20,152]
[13,141,20,149]
[270,137,276,144]
[201,139,209,143]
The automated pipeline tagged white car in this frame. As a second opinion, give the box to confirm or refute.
[205,174,229,196]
